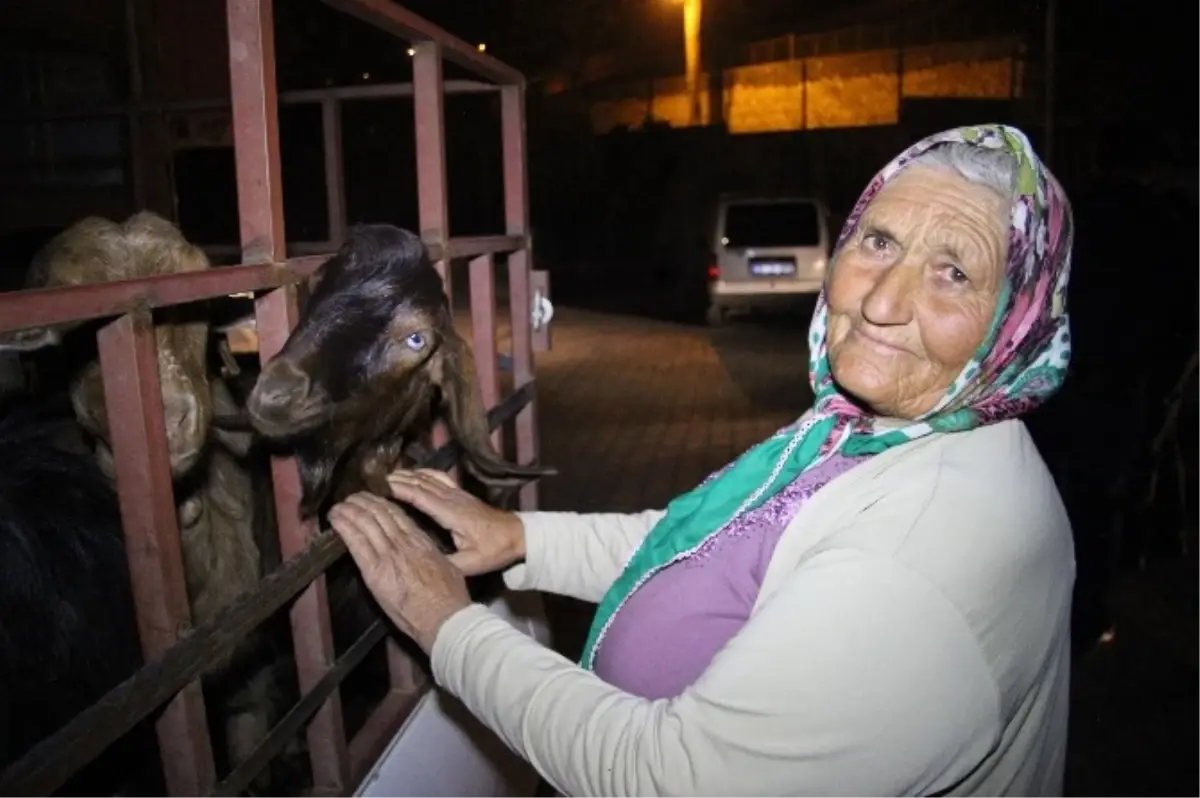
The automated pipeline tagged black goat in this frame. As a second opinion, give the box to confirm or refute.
[0,392,162,796]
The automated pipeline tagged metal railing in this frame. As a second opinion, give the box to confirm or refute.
[0,0,547,794]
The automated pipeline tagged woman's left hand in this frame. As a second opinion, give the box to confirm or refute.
[328,492,472,653]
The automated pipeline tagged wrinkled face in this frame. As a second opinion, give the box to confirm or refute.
[247,228,447,440]
[826,165,1009,419]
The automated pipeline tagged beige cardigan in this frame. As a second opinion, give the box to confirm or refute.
[430,418,1075,797]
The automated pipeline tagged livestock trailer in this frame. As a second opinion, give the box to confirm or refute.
[0,0,552,794]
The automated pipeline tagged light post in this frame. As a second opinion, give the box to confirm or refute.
[667,0,703,126]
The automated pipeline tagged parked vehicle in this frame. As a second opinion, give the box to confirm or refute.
[706,194,832,325]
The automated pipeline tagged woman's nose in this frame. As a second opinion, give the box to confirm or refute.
[860,261,917,327]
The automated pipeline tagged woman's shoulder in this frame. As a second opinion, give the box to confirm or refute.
[850,419,1069,549]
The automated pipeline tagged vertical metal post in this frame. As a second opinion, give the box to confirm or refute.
[469,254,502,450]
[413,39,453,457]
[409,37,456,686]
[501,83,541,510]
[97,310,215,795]
[321,98,347,246]
[413,41,451,289]
[226,0,350,791]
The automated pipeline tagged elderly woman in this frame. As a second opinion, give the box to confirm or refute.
[329,124,1076,796]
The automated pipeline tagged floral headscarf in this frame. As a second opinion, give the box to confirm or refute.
[580,124,1075,670]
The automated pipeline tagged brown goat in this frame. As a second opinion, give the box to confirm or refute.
[245,224,552,518]
[0,212,293,793]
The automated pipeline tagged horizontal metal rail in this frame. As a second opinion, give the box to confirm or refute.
[318,0,524,86]
[0,380,536,798]
[0,80,500,124]
[0,235,525,335]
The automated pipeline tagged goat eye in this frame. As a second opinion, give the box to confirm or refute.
[403,332,427,351]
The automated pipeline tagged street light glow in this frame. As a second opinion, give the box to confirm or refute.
[477,42,487,52]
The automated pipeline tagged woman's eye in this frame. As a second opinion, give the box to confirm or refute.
[942,265,969,284]
[861,233,891,256]
[403,332,427,351]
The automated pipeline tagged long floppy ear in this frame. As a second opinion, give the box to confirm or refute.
[437,327,555,489]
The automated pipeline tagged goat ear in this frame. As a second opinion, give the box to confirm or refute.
[438,328,555,490]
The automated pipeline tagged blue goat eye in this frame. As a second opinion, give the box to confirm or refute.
[404,332,427,351]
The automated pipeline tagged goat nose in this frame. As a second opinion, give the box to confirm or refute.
[253,361,311,410]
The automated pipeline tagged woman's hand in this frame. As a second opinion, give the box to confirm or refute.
[386,468,526,576]
[328,492,471,654]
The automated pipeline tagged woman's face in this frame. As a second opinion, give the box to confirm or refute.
[825,164,1009,419]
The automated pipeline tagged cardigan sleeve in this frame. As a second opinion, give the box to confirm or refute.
[432,548,1001,797]
[500,509,666,603]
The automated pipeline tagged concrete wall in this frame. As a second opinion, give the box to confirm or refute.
[587,38,1020,135]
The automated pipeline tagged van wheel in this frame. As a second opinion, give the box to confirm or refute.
[706,305,727,326]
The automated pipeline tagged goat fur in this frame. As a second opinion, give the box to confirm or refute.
[244,224,553,663]
[0,213,293,793]
[0,392,163,796]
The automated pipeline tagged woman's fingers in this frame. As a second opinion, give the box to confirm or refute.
[387,471,456,523]
[344,493,409,548]
[414,468,458,489]
[329,500,390,562]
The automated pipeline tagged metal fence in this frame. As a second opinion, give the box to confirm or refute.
[0,0,547,794]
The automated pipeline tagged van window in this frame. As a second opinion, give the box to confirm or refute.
[723,202,821,248]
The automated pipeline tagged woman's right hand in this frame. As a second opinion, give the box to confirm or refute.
[385,468,526,576]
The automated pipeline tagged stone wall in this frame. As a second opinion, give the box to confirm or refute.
[587,38,1020,135]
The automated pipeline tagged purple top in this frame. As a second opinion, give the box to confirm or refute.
[593,453,861,700]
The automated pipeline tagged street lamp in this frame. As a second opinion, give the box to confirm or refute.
[667,0,702,126]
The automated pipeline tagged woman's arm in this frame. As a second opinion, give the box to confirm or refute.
[505,509,666,603]
[433,549,1001,797]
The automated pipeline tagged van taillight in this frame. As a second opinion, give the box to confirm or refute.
[707,264,719,281]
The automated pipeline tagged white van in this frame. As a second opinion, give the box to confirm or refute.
[706,195,833,325]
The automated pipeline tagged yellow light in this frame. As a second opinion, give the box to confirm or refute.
[407,47,416,56]
[477,42,486,52]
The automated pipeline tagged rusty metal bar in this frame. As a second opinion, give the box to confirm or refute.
[0,80,500,124]
[96,310,215,796]
[0,236,527,337]
[412,37,455,489]
[210,620,388,797]
[469,254,502,450]
[227,0,350,790]
[318,0,524,85]
[198,234,524,265]
[228,0,286,265]
[413,41,451,287]
[0,264,291,335]
[501,83,542,510]
[255,287,351,792]
[0,381,536,797]
[321,99,347,246]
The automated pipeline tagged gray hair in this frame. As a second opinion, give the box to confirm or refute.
[909,142,1017,198]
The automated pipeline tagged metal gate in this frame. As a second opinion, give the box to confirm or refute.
[0,0,548,794]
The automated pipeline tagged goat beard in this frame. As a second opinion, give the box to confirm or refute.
[294,370,439,520]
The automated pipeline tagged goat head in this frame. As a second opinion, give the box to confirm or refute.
[0,212,215,480]
[245,224,553,516]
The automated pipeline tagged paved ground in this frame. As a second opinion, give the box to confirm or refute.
[453,303,1197,797]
